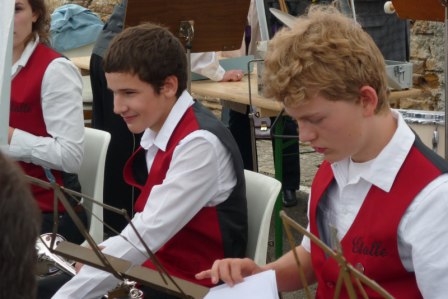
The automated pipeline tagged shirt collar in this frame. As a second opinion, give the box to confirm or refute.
[332,109,415,192]
[11,34,39,77]
[140,90,194,151]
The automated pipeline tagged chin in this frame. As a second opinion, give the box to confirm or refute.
[323,153,343,164]
[127,126,145,134]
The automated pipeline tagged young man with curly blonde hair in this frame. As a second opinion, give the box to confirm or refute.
[197,5,448,298]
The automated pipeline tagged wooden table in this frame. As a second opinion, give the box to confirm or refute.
[71,56,91,76]
[192,76,423,115]
[192,76,283,117]
[71,55,423,111]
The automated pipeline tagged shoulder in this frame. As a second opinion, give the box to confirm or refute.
[45,57,82,81]
[405,173,448,221]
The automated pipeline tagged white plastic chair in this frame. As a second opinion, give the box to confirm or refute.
[78,127,111,244]
[244,170,282,265]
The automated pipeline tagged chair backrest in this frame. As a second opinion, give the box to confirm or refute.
[78,127,111,244]
[244,170,282,265]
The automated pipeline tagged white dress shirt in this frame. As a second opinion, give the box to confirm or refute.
[53,91,236,299]
[7,36,84,173]
[302,110,448,298]
[191,52,225,82]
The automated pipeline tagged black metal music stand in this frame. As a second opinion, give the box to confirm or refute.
[28,176,209,298]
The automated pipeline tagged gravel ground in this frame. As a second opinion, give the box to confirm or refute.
[200,98,324,298]
[257,140,322,299]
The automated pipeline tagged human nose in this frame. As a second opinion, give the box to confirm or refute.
[298,122,316,143]
[113,95,126,115]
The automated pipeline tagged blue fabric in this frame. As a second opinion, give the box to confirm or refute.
[50,4,104,52]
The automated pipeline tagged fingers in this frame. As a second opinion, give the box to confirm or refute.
[195,258,248,287]
[233,71,243,81]
[195,269,212,280]
[220,70,244,82]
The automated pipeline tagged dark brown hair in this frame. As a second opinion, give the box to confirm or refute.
[0,152,41,299]
[104,23,188,98]
[29,0,51,45]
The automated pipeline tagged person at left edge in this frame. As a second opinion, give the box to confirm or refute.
[52,22,248,299]
[6,0,86,244]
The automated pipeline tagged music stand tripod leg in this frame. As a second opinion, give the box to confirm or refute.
[273,117,285,258]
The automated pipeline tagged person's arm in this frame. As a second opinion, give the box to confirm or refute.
[190,52,243,82]
[7,58,84,173]
[196,245,316,292]
[399,174,448,298]
[265,245,316,292]
[53,131,235,298]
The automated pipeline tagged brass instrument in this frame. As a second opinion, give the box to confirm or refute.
[36,233,76,277]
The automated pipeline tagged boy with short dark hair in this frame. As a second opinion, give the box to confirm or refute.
[54,23,248,299]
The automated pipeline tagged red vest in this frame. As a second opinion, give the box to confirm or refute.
[309,144,443,299]
[124,104,247,287]
[10,44,67,212]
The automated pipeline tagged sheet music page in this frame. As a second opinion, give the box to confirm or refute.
[204,270,279,299]
[0,0,14,147]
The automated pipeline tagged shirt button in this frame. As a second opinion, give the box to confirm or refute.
[355,262,365,273]
[326,281,335,288]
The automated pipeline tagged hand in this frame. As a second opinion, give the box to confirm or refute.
[220,70,244,82]
[195,258,262,287]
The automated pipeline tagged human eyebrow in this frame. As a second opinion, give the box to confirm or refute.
[298,113,325,124]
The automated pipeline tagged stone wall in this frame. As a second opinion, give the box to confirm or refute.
[46,0,120,21]
[409,21,445,111]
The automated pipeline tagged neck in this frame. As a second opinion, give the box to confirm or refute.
[13,45,25,64]
[13,34,35,64]
[352,109,397,162]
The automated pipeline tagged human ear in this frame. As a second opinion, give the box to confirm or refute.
[359,86,378,116]
[32,11,38,23]
[161,75,178,98]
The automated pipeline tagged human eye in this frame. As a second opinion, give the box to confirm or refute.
[308,116,324,125]
[114,89,136,97]
[124,90,137,96]
[15,4,23,13]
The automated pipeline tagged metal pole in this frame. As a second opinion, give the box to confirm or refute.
[444,4,448,159]
[180,21,194,93]
[273,117,285,258]
[255,0,270,41]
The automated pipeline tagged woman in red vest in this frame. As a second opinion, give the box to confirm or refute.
[197,5,448,299]
[7,0,86,244]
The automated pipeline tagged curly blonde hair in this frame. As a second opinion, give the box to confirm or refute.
[263,5,389,113]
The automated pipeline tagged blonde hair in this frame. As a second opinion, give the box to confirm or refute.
[263,5,389,113]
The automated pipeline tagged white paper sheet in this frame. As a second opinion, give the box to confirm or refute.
[204,270,279,299]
